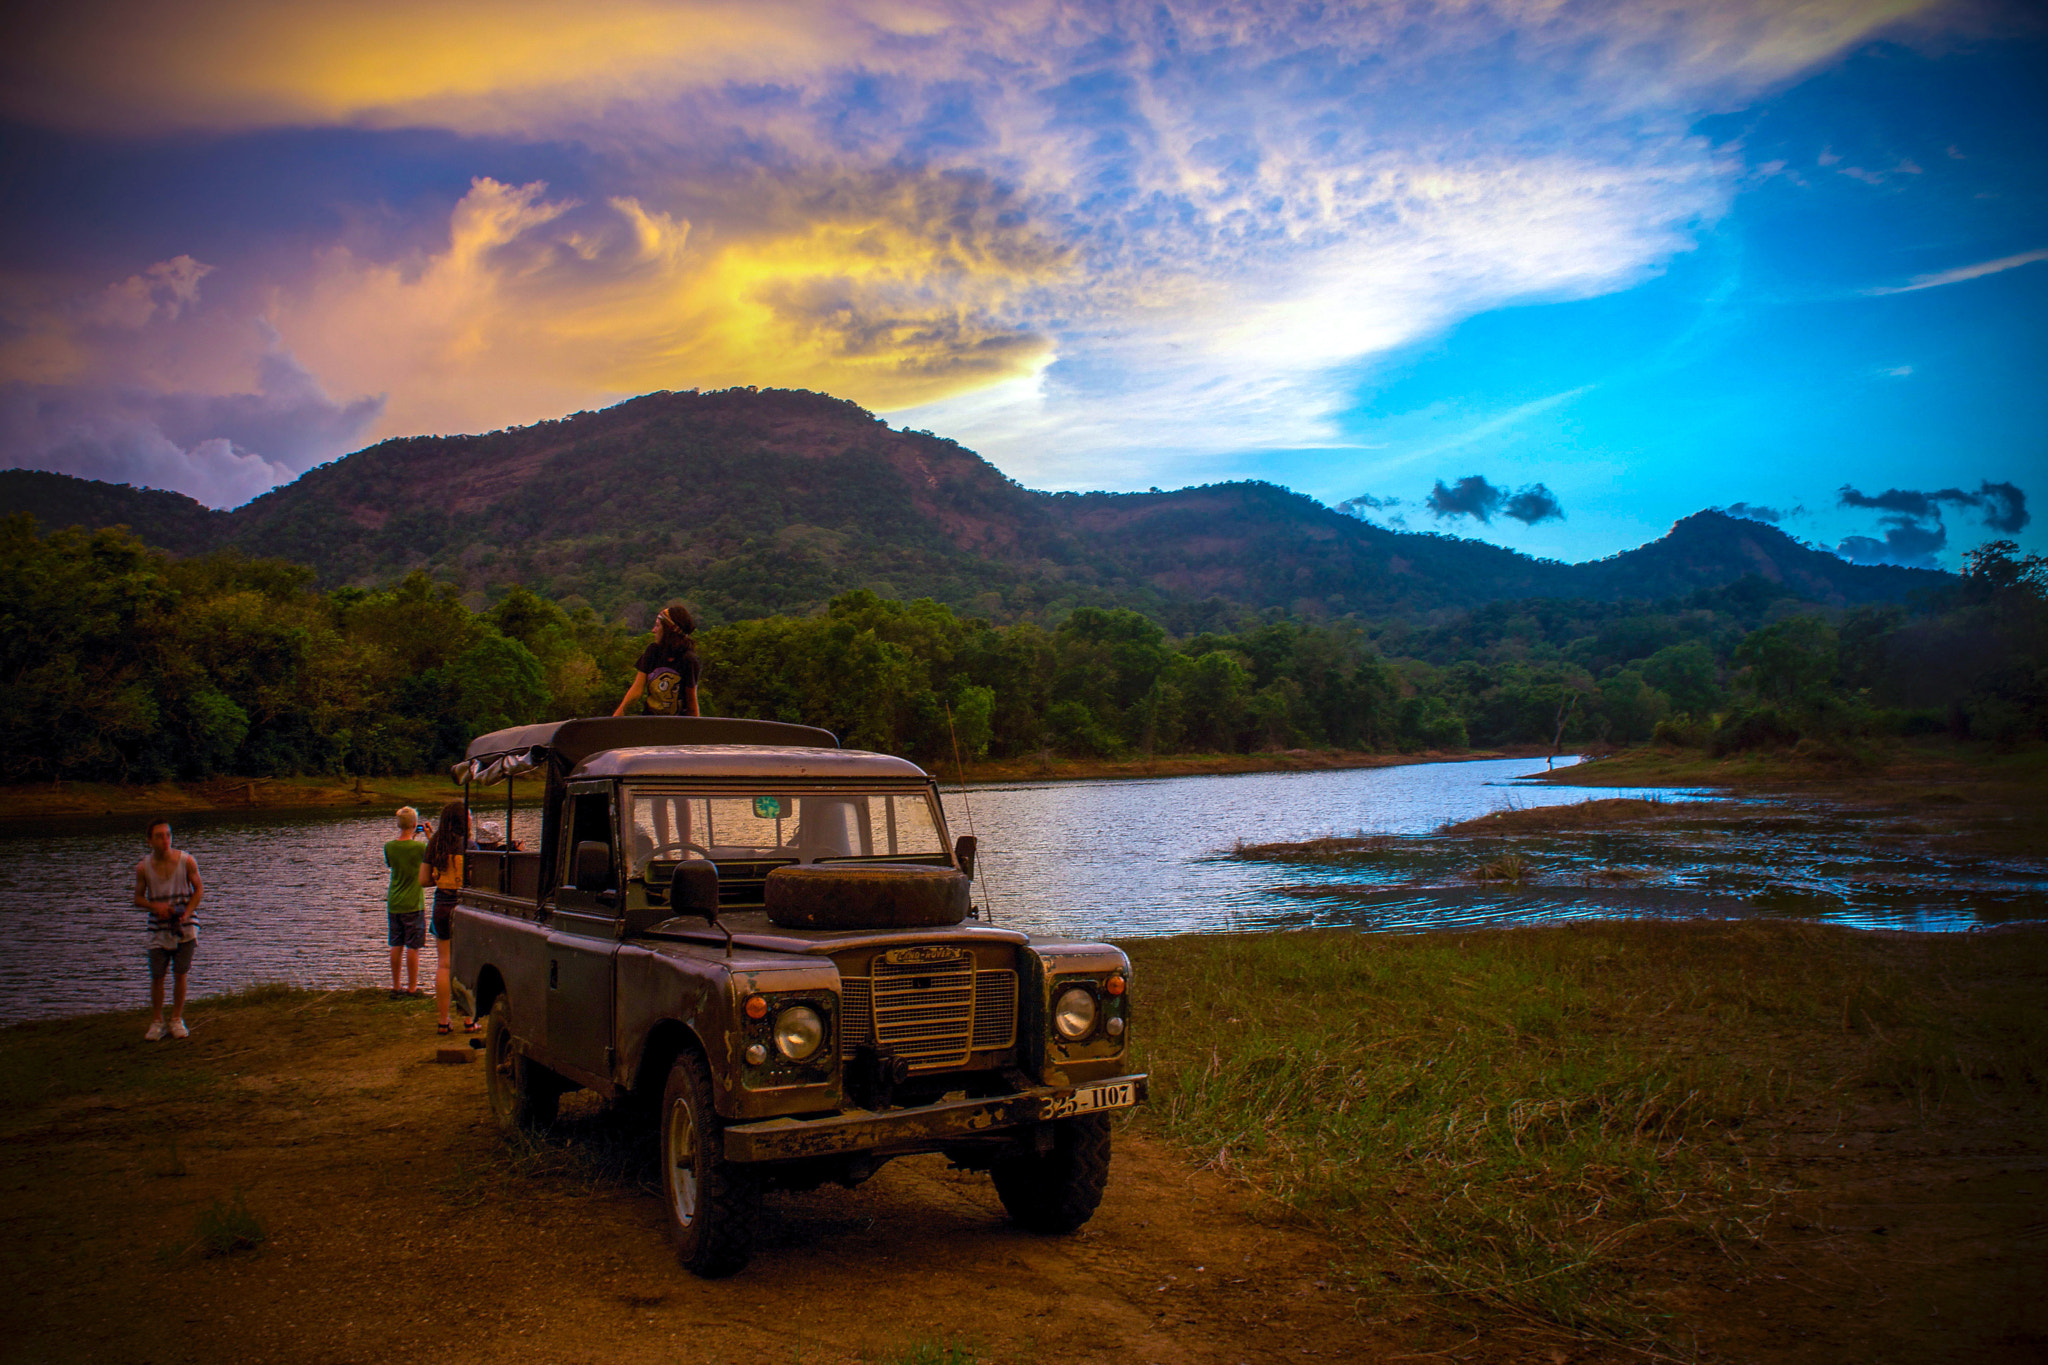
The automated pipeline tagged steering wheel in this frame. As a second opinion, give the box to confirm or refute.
[647,840,712,862]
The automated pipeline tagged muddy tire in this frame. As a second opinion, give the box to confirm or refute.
[991,1115,1112,1233]
[660,1049,759,1277]
[484,996,560,1132]
[764,863,968,929]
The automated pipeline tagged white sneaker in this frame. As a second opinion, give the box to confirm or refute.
[144,1020,166,1041]
[169,1020,190,1039]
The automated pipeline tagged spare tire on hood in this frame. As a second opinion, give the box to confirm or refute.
[764,863,969,929]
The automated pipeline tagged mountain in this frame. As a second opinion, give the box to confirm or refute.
[1,468,228,556]
[3,387,1945,622]
[1570,510,1938,606]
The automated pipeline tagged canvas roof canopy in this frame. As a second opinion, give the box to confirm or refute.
[454,716,840,785]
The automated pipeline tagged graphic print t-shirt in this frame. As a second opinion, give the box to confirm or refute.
[634,640,702,715]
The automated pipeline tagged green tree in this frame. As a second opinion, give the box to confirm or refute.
[1734,616,1838,706]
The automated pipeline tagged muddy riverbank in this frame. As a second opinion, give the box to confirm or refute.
[1229,742,2048,932]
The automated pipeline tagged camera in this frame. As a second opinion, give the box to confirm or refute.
[416,823,428,835]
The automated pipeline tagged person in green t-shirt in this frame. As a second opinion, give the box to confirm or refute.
[383,806,428,997]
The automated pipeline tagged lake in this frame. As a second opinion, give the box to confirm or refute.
[1,755,2018,1025]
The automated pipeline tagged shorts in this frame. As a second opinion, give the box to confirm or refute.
[431,889,458,941]
[148,939,196,980]
[387,910,425,950]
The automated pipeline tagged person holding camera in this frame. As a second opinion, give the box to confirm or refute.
[134,818,203,1040]
[420,800,480,1035]
[382,806,428,997]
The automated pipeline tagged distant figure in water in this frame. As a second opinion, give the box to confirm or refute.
[134,818,203,1040]
[614,603,702,717]
[383,807,427,997]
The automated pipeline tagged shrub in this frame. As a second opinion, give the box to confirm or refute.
[1710,705,1800,756]
[1652,715,1709,749]
[194,1188,266,1256]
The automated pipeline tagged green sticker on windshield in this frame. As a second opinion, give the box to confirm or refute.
[752,796,790,820]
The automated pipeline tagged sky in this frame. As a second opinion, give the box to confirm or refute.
[1,0,2041,570]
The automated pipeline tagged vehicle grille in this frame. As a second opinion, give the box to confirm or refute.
[872,950,974,1071]
[838,956,1017,1068]
[839,979,872,1058]
[971,971,1017,1050]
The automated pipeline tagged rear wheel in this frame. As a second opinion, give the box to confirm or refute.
[991,1115,1112,1233]
[660,1049,759,1276]
[484,996,560,1132]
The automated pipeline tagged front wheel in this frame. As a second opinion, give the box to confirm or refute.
[991,1115,1112,1233]
[484,996,560,1132]
[660,1050,759,1277]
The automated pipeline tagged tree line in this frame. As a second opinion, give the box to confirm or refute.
[3,514,2041,784]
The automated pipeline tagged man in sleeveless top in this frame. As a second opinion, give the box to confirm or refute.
[133,818,203,1040]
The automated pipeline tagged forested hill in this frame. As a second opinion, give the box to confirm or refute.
[2,469,229,557]
[2,387,1940,623]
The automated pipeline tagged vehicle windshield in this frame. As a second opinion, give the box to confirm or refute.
[623,788,947,877]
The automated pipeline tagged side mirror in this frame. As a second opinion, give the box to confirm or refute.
[953,834,978,883]
[573,840,614,893]
[671,860,721,925]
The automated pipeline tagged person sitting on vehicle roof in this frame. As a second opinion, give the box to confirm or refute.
[613,603,701,717]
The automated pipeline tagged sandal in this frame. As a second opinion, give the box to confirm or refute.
[463,1020,483,1033]
[437,1022,453,1035]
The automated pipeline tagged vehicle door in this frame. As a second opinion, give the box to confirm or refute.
[545,780,621,1085]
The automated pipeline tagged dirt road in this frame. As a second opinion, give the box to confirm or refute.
[6,979,2044,1365]
[3,993,1416,1365]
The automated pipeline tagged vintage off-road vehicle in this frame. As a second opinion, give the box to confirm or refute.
[449,716,1145,1276]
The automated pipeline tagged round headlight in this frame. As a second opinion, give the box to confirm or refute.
[1053,986,1098,1041]
[773,1004,825,1062]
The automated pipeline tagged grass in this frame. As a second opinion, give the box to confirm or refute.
[868,1343,983,1365]
[1443,797,1709,837]
[1464,850,1532,883]
[194,1187,267,1256]
[1123,921,2048,1347]
[437,1097,660,1207]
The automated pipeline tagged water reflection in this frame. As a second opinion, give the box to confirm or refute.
[2,755,2026,1025]
[937,756,1718,940]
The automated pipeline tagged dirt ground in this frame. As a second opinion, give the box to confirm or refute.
[5,981,2044,1365]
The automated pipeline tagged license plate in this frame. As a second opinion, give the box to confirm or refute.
[1042,1081,1136,1119]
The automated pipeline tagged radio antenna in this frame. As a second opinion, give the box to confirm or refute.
[944,701,996,925]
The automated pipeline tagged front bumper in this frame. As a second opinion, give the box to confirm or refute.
[721,1073,1149,1162]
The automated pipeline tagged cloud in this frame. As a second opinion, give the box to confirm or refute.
[1427,475,1506,521]
[0,0,1946,487]
[1720,500,1782,522]
[1837,519,1947,569]
[1839,480,2030,532]
[1336,492,1401,519]
[1833,479,2030,568]
[1425,474,1565,525]
[1976,481,2030,534]
[1503,483,1566,525]
[84,256,214,330]
[0,332,385,508]
[1865,247,2048,296]
[2,1,1942,138]
[266,175,1065,435]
